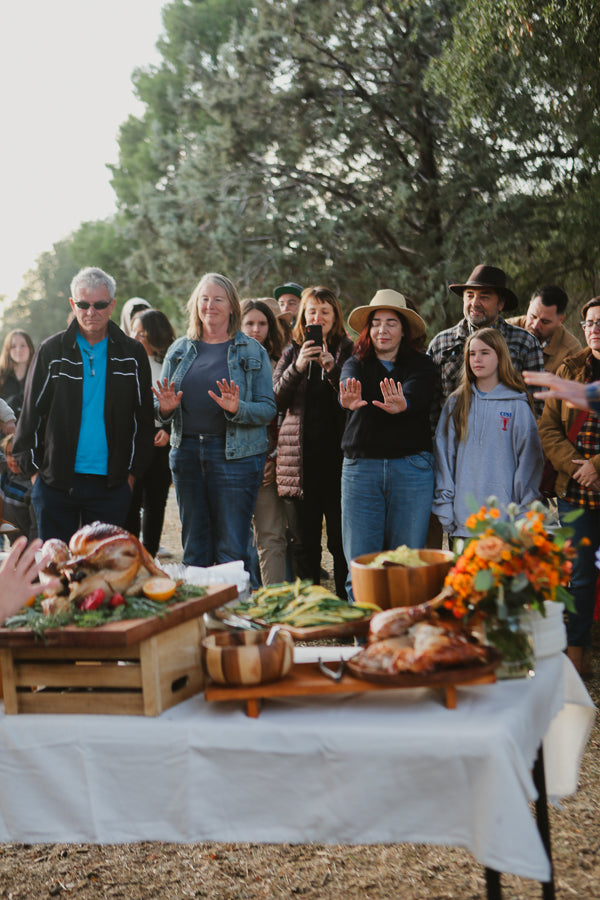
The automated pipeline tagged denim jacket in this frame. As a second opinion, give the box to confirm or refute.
[157,332,276,459]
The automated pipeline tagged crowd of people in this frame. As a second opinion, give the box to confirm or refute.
[1,263,598,676]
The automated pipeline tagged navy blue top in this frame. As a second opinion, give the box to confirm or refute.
[180,340,232,435]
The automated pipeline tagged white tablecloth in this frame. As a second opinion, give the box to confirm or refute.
[0,653,594,881]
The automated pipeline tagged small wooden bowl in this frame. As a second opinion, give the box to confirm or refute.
[202,630,294,687]
[350,549,455,610]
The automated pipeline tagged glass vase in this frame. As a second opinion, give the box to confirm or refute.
[485,615,535,680]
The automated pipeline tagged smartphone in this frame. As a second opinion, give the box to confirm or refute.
[305,324,323,346]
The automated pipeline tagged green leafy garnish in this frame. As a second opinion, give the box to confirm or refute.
[3,583,206,639]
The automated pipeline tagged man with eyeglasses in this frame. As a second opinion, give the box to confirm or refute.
[507,285,582,373]
[524,300,600,413]
[13,267,154,542]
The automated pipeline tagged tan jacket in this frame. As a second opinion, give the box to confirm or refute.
[507,316,582,373]
[537,348,600,497]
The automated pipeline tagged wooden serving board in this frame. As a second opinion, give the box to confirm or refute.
[0,584,238,649]
[204,659,497,717]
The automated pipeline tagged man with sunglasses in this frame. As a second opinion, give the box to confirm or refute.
[13,267,154,542]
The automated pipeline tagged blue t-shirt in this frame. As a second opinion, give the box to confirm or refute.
[74,334,109,475]
[181,340,232,435]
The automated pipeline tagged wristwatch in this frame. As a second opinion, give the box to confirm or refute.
[585,382,600,413]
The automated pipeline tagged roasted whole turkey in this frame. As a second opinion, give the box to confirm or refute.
[39,522,168,615]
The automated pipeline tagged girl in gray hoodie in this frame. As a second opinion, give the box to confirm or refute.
[433,328,543,538]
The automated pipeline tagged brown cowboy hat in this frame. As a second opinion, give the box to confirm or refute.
[449,265,518,312]
[347,289,427,339]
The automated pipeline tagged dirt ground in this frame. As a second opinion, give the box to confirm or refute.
[1,488,598,899]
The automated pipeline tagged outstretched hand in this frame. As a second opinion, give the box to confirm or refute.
[152,378,183,416]
[523,371,589,410]
[208,379,240,414]
[0,537,59,624]
[340,378,368,410]
[372,378,407,414]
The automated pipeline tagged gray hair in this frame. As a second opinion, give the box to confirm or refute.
[70,267,117,301]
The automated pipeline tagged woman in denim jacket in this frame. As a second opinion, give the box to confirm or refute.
[154,273,276,569]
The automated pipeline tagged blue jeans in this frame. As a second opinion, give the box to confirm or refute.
[31,474,132,543]
[557,498,600,648]
[170,435,265,569]
[342,453,434,600]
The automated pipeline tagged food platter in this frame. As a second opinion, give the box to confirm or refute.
[212,608,372,642]
[258,617,372,641]
[346,646,502,687]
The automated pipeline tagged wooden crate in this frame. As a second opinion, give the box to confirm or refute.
[0,584,237,716]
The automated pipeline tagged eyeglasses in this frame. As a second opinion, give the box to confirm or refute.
[73,300,111,310]
[581,319,600,331]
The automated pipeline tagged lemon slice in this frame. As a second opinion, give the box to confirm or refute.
[143,577,177,602]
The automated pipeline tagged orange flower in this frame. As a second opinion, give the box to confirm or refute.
[474,536,507,563]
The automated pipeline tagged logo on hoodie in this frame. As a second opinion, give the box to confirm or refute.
[499,410,513,431]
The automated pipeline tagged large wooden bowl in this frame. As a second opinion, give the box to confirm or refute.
[202,630,294,686]
[350,549,455,610]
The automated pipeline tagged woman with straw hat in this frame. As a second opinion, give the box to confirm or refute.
[340,290,438,600]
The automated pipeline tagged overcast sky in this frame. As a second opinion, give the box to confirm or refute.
[0,1,166,301]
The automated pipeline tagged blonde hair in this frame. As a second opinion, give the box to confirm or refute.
[447,328,533,442]
[186,273,241,340]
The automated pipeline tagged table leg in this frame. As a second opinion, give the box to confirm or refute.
[484,867,502,899]
[532,745,555,900]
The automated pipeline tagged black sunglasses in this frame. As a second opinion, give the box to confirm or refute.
[73,300,111,310]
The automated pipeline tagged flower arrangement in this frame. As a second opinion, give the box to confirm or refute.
[442,498,579,625]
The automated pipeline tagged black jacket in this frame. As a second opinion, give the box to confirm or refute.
[340,348,438,458]
[13,320,154,490]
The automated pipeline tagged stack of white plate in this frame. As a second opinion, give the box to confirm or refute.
[528,601,567,659]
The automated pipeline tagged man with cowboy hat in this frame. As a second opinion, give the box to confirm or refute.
[427,264,544,414]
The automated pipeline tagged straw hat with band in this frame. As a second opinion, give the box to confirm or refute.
[347,290,427,340]
[448,265,518,312]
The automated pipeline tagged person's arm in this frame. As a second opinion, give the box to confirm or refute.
[273,344,304,412]
[225,345,277,426]
[130,348,155,480]
[0,538,58,624]
[432,402,458,534]
[12,344,54,478]
[512,404,544,508]
[523,371,594,411]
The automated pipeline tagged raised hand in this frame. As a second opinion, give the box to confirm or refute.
[208,379,240,414]
[340,377,368,410]
[152,378,183,416]
[372,378,407,414]
[0,538,59,623]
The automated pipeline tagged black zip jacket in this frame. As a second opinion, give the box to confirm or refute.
[13,320,154,490]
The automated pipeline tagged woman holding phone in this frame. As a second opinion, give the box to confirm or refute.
[273,286,353,597]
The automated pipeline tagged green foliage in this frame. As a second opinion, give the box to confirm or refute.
[430,0,600,303]
[110,0,507,327]
[1,217,183,346]
[7,0,600,337]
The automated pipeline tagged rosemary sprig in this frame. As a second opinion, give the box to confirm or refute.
[3,583,207,637]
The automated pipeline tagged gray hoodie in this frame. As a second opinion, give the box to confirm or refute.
[433,383,543,537]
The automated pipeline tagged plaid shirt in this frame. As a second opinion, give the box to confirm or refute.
[427,317,545,421]
[566,355,600,509]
